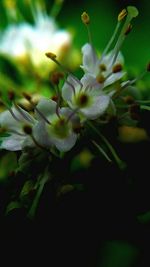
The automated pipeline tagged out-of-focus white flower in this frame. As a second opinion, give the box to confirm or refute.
[0,7,71,74]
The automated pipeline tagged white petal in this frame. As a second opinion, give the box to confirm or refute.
[81,74,102,95]
[81,43,99,75]
[102,51,124,68]
[62,75,81,102]
[0,135,25,151]
[52,132,77,152]
[33,121,52,148]
[0,110,20,131]
[81,95,110,119]
[104,72,125,87]
[35,98,57,121]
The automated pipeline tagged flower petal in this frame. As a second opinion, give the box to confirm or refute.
[62,75,81,102]
[33,121,52,148]
[81,95,110,119]
[81,74,102,95]
[0,134,25,151]
[104,71,125,87]
[81,43,99,75]
[51,132,77,152]
[35,98,57,121]
[0,110,20,131]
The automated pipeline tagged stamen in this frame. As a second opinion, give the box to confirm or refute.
[124,24,133,35]
[66,108,79,124]
[112,63,123,73]
[8,107,20,122]
[118,9,127,21]
[100,8,127,61]
[14,102,33,123]
[66,80,76,95]
[99,64,107,72]
[81,11,96,66]
[81,11,90,25]
[23,124,48,151]
[111,6,139,66]
[23,124,32,135]
[96,74,106,84]
[50,0,64,18]
[22,93,51,125]
[45,52,83,88]
[8,90,15,101]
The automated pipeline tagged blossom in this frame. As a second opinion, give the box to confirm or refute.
[81,43,125,88]
[0,5,71,74]
[35,98,78,152]
[62,74,110,120]
[0,105,35,151]
[0,104,52,151]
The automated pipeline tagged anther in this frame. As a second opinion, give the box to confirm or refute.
[99,64,107,72]
[22,92,32,101]
[45,52,57,60]
[81,11,90,25]
[112,63,123,73]
[124,24,132,35]
[51,71,64,85]
[8,90,15,101]
[118,9,127,21]
[96,74,106,84]
[23,124,32,135]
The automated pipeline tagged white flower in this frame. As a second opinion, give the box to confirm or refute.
[62,74,110,120]
[0,105,52,151]
[0,9,71,72]
[81,43,125,87]
[0,105,35,151]
[35,98,78,152]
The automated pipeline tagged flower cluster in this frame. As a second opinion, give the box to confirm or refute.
[0,6,148,158]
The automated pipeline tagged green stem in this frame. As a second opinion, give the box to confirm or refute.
[87,121,126,170]
[27,168,50,219]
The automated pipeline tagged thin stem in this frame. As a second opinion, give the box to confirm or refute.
[87,121,126,170]
[100,21,120,61]
[92,140,112,163]
[27,168,50,219]
[50,0,64,18]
